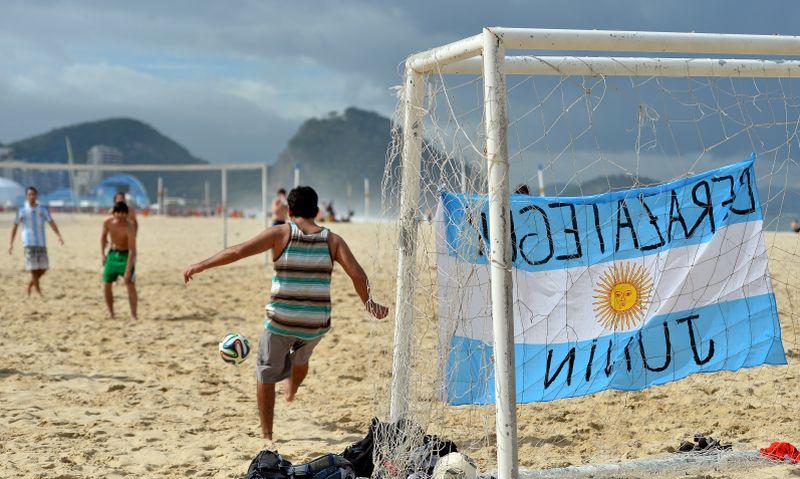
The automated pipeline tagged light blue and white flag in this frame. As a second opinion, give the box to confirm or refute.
[436,155,786,405]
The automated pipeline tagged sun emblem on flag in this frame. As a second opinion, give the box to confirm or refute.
[592,262,653,331]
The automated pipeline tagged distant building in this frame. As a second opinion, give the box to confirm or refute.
[73,170,92,196]
[74,145,124,194]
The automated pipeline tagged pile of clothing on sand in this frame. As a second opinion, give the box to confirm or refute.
[246,426,800,479]
[244,418,487,479]
[675,434,799,465]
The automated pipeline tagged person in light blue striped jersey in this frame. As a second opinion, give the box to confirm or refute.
[183,185,388,442]
[8,186,64,296]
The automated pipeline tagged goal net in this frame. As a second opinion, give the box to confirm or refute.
[376,29,800,478]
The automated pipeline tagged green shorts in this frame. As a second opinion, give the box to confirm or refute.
[102,250,135,283]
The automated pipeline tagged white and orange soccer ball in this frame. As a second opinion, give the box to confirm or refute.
[218,332,251,365]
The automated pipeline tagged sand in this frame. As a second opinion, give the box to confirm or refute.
[1,213,798,478]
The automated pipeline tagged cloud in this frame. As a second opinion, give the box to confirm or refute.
[0,1,427,160]
[0,1,433,88]
[0,60,298,163]
[3,0,800,166]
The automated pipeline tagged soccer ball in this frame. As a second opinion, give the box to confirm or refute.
[431,453,478,479]
[218,332,251,365]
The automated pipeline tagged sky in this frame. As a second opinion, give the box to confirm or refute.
[2,0,800,165]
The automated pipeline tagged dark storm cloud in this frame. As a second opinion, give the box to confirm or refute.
[2,0,800,164]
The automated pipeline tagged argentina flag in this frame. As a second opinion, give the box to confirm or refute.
[436,154,786,405]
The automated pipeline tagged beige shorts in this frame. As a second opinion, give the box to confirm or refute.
[255,328,321,384]
[24,246,49,271]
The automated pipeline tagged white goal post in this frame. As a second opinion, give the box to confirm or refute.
[390,27,800,479]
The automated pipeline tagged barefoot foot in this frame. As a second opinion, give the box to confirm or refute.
[279,378,295,402]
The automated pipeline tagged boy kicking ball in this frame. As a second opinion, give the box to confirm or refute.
[183,186,388,441]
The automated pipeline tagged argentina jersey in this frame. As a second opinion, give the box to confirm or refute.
[15,204,52,247]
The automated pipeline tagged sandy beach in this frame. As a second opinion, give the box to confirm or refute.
[1,213,798,478]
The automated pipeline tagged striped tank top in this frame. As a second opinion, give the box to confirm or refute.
[265,222,333,339]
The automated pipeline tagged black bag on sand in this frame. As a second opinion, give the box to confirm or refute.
[422,435,458,460]
[342,417,379,477]
[342,417,459,478]
[245,450,293,479]
[289,454,355,479]
[677,434,732,453]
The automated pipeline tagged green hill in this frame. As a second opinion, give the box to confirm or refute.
[10,118,200,166]
[267,108,392,214]
[7,118,223,201]
[268,107,471,216]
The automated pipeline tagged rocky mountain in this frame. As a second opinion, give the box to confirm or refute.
[9,118,198,166]
[266,108,392,214]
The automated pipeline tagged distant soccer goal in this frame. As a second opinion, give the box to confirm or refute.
[1,160,270,251]
[380,28,800,479]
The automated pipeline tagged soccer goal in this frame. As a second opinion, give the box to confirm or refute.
[381,28,800,479]
[2,160,270,251]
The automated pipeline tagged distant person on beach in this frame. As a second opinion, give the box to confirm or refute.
[317,202,326,221]
[271,189,288,226]
[101,201,138,320]
[183,185,388,442]
[791,219,800,233]
[8,186,64,296]
[325,201,336,222]
[108,192,138,234]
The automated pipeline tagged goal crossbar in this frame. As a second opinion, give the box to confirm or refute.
[408,27,800,73]
[391,26,800,479]
[442,56,800,76]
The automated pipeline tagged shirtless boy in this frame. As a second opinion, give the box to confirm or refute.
[101,202,138,320]
[271,189,288,226]
[109,192,138,234]
[183,186,388,441]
